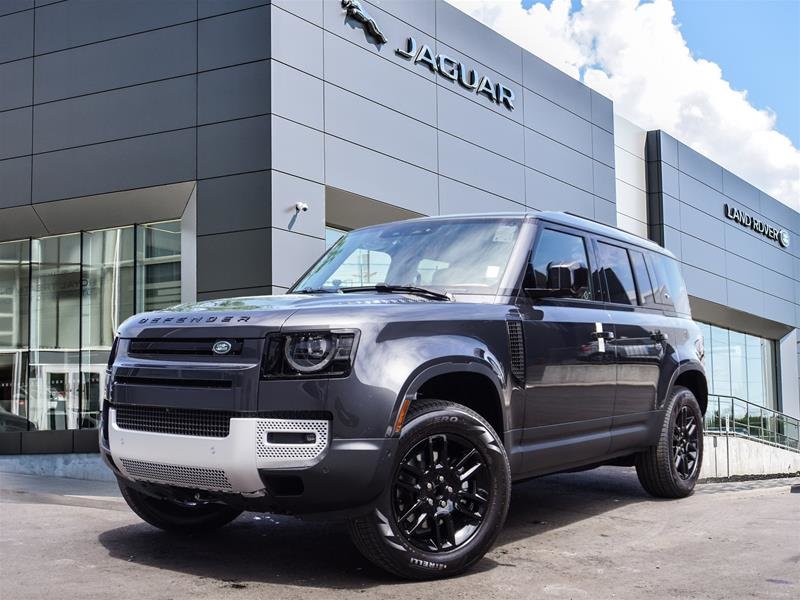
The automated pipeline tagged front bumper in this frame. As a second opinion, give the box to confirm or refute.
[104,408,397,514]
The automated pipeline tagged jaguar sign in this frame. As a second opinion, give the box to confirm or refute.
[341,1,516,111]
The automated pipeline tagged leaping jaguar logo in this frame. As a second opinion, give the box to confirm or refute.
[342,0,387,45]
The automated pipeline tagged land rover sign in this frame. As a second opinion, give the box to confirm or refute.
[724,204,789,248]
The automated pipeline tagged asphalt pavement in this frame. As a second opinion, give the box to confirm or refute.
[1,468,798,599]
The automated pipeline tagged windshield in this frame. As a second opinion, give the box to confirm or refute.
[292,218,523,296]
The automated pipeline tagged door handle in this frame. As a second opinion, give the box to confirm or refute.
[591,330,615,340]
[650,331,668,343]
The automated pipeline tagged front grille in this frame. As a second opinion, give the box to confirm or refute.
[128,338,243,356]
[114,375,233,389]
[506,320,525,383]
[115,405,235,438]
[120,458,232,491]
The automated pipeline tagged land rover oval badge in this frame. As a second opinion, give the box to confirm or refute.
[779,230,790,248]
[213,340,232,355]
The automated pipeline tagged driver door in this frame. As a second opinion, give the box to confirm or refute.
[517,225,616,474]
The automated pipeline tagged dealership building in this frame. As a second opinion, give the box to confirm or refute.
[0,0,798,466]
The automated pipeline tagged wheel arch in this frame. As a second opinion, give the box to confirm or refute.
[668,363,708,415]
[392,361,507,441]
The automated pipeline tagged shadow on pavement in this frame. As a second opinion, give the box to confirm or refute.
[97,467,652,588]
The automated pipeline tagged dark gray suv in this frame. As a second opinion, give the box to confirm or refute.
[101,212,707,579]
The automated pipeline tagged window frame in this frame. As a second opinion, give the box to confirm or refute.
[522,223,598,304]
[592,238,639,307]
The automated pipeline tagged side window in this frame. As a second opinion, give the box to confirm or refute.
[650,253,691,315]
[630,250,656,305]
[596,242,637,305]
[529,229,591,300]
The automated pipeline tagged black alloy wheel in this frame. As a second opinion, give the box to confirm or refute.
[392,433,491,552]
[348,399,511,580]
[635,385,704,498]
[672,405,699,480]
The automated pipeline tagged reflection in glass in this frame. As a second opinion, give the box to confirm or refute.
[137,221,181,311]
[29,234,81,431]
[0,220,181,433]
[0,240,31,430]
[701,321,777,411]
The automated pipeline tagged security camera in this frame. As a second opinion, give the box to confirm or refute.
[295,202,309,213]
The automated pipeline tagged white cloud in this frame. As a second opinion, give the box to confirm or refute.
[446,0,800,211]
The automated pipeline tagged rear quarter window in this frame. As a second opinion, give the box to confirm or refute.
[650,253,691,315]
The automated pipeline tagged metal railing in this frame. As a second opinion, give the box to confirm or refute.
[704,394,800,453]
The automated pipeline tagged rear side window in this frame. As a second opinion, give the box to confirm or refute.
[650,253,691,315]
[596,242,636,305]
[630,250,656,304]
[529,229,592,300]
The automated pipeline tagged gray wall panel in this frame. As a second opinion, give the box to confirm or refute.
[0,58,32,111]
[594,198,616,225]
[0,9,33,63]
[727,280,764,316]
[196,228,271,292]
[677,142,722,191]
[196,171,270,236]
[198,6,268,71]
[35,0,196,54]
[722,169,759,208]
[34,76,197,153]
[661,162,679,199]
[271,228,325,288]
[0,1,32,18]
[325,135,437,215]
[326,84,436,171]
[724,224,766,265]
[272,4,323,78]
[591,124,614,168]
[271,0,322,25]
[525,129,593,193]
[270,116,324,183]
[0,156,31,208]
[271,61,323,130]
[270,171,325,239]
[523,89,591,156]
[438,86,523,163]
[199,0,267,19]
[590,90,613,132]
[435,0,522,83]
[371,0,435,36]
[677,171,726,219]
[0,106,31,160]
[198,61,269,125]
[32,129,195,202]
[197,115,269,179]
[683,263,726,305]
[525,168,593,219]
[593,162,616,202]
[522,50,590,120]
[35,23,197,103]
[726,253,764,293]
[681,234,725,274]
[679,203,725,247]
[438,132,524,204]
[439,176,522,215]
[323,31,435,123]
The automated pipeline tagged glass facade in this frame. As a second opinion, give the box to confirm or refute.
[0,221,181,432]
[698,322,778,410]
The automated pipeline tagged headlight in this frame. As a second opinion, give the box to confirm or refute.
[261,331,358,379]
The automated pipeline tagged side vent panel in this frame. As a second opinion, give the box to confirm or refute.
[506,320,525,384]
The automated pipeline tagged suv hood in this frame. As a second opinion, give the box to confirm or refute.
[117,293,436,338]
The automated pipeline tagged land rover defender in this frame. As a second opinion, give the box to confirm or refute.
[101,212,707,579]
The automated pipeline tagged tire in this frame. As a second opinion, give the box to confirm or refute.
[635,386,703,498]
[118,478,242,533]
[348,400,511,580]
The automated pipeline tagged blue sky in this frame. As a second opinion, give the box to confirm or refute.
[524,0,800,148]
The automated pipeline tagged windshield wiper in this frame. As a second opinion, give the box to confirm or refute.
[339,284,452,301]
